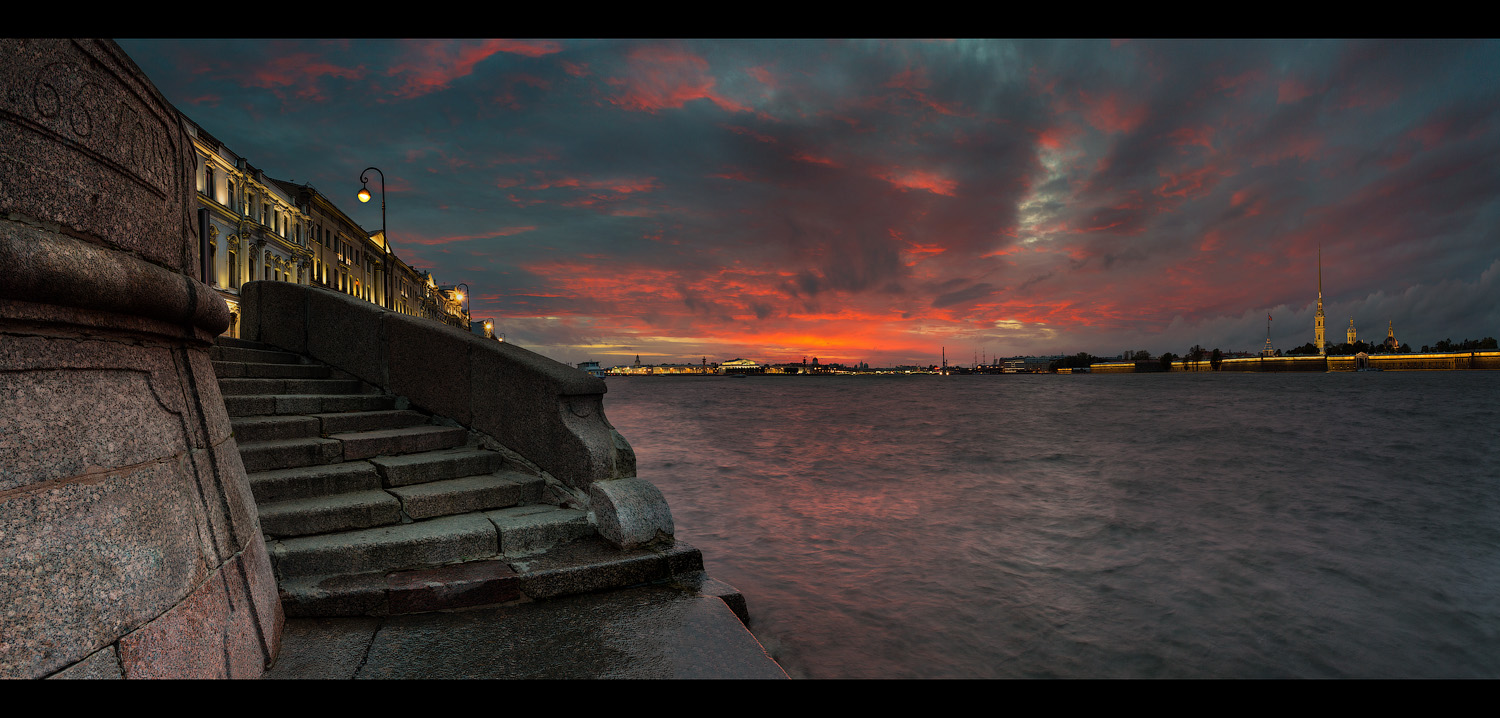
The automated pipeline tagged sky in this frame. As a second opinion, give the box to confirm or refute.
[119,39,1500,367]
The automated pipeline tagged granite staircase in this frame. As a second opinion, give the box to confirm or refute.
[212,336,715,618]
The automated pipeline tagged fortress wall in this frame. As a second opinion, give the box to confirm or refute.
[0,39,281,678]
[1092,353,1498,374]
[1368,352,1500,371]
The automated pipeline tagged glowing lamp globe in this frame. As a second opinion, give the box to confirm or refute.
[357,187,372,203]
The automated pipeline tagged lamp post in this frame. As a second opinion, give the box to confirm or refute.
[457,282,470,327]
[357,167,392,310]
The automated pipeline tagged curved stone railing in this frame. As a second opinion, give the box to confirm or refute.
[239,280,673,549]
[1,39,281,679]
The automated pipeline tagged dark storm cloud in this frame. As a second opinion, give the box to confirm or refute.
[117,39,1500,364]
[931,282,997,309]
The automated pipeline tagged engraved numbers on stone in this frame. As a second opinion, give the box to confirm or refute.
[24,56,171,197]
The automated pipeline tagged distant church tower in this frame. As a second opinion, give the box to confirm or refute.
[1347,318,1357,345]
[1315,245,1327,354]
[1386,320,1397,350]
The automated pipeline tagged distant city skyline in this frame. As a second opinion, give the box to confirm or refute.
[120,39,1500,366]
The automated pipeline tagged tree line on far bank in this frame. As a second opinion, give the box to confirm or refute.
[1284,336,1497,355]
[1051,337,1498,372]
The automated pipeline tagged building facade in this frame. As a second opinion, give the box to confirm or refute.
[189,119,314,337]
[186,116,468,335]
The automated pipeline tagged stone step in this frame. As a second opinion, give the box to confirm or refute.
[259,490,403,538]
[388,471,545,521]
[248,462,384,504]
[219,377,366,396]
[232,415,320,443]
[275,538,705,617]
[270,513,500,579]
[210,345,304,364]
[224,393,397,417]
[485,505,594,557]
[214,361,332,379]
[369,447,506,488]
[237,436,343,473]
[332,425,469,461]
[214,336,281,351]
[312,409,428,435]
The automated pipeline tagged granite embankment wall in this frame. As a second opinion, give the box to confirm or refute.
[240,281,675,550]
[1091,352,1500,374]
[0,39,282,678]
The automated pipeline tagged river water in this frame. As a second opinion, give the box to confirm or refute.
[601,371,1500,678]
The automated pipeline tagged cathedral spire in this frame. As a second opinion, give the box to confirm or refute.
[1314,245,1326,354]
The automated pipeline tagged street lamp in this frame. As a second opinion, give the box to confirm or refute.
[457,282,470,326]
[357,167,392,310]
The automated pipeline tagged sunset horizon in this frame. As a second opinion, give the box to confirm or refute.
[120,39,1500,367]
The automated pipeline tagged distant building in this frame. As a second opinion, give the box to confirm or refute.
[717,359,762,376]
[1347,318,1357,345]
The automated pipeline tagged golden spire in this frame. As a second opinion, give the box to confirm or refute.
[1314,244,1326,354]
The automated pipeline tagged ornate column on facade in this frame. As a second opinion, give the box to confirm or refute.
[0,39,282,678]
[257,244,269,282]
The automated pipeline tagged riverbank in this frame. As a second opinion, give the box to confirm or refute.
[1090,350,1500,373]
[266,581,786,679]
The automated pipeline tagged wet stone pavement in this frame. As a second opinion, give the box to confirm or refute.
[265,583,787,679]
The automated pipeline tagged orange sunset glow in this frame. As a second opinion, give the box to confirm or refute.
[121,39,1500,366]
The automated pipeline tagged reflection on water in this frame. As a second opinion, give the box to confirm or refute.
[603,372,1500,678]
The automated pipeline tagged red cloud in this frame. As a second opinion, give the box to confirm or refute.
[724,124,777,143]
[607,46,750,114]
[401,226,537,246]
[526,176,659,194]
[792,151,840,167]
[240,52,363,101]
[1078,90,1147,134]
[1035,124,1078,151]
[387,40,561,99]
[747,66,776,87]
[1211,69,1265,98]
[490,40,563,58]
[1155,163,1231,199]
[1277,77,1315,104]
[1166,125,1215,151]
[1251,134,1322,166]
[1405,116,1453,150]
[877,168,957,196]
[881,66,968,117]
